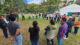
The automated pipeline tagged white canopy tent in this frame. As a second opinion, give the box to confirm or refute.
[60,4,80,16]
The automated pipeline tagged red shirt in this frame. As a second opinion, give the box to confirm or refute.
[62,15,66,18]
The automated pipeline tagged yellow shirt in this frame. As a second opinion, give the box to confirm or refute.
[74,21,80,27]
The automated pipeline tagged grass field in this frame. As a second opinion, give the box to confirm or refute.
[0,14,80,45]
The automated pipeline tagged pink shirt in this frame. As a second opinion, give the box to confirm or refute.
[32,14,34,16]
[62,16,66,18]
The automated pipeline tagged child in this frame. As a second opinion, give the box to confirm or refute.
[7,14,22,45]
[44,19,57,45]
[0,15,8,38]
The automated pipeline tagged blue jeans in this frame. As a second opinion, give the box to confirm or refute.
[30,39,39,45]
[74,27,79,35]
[57,36,63,45]
[33,16,34,19]
[2,28,8,38]
[14,34,22,45]
[39,16,41,19]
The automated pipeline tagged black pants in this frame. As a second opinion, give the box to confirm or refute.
[36,16,38,19]
[47,17,48,20]
[54,18,56,22]
[28,16,31,20]
[57,19,60,23]
[49,17,51,20]
[52,17,53,19]
[65,31,69,38]
[22,16,25,20]
[17,17,19,22]
[47,39,54,45]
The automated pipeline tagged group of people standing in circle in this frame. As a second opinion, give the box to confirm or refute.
[0,12,80,45]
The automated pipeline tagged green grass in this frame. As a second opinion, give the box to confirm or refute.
[0,14,80,45]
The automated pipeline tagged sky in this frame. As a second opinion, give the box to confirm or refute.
[26,0,41,4]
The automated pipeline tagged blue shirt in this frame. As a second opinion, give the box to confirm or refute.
[21,13,24,16]
[16,14,19,18]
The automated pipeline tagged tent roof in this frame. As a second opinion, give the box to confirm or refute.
[60,4,80,9]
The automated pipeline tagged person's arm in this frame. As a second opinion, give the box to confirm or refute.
[7,28,10,36]
[45,26,50,31]
[2,20,7,28]
[11,24,20,41]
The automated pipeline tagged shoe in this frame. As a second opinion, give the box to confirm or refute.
[64,38,68,39]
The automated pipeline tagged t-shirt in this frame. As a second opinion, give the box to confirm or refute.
[7,22,20,36]
[62,16,66,18]
[29,26,40,41]
[21,13,24,16]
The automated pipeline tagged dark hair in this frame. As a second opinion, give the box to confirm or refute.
[33,21,38,36]
[50,19,55,25]
[0,15,3,18]
[62,18,67,22]
[9,14,16,21]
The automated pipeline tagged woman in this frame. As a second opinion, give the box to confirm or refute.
[62,14,66,18]
[29,21,40,45]
[74,17,80,35]
[44,19,57,45]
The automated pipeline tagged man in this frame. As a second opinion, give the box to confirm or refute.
[64,16,73,39]
[21,12,25,20]
[54,13,57,22]
[6,13,10,22]
[42,13,44,19]
[7,14,22,45]
[36,13,38,19]
[39,13,41,19]
[28,12,31,20]
[0,15,8,38]
[57,18,68,45]
[15,13,19,22]
[57,13,61,23]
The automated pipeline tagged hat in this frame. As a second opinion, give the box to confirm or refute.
[70,16,73,19]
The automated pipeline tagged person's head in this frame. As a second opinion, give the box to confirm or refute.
[72,16,75,22]
[33,21,38,27]
[0,15,4,19]
[61,18,67,24]
[3,15,6,17]
[50,19,55,25]
[78,17,80,21]
[9,14,16,21]
[7,13,9,15]
[64,14,66,16]
[70,16,73,21]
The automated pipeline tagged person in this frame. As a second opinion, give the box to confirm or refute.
[65,16,73,39]
[52,13,54,19]
[73,17,80,35]
[36,13,38,19]
[54,13,57,22]
[29,21,40,45]
[0,15,8,38]
[39,13,41,19]
[3,15,9,24]
[42,13,44,19]
[62,14,66,18]
[6,13,10,22]
[49,13,52,20]
[57,13,61,23]
[44,19,57,45]
[21,12,25,20]
[15,13,19,22]
[28,12,31,20]
[57,18,68,45]
[7,14,22,45]
[32,13,34,19]
[47,13,48,20]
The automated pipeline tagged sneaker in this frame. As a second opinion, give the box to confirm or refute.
[64,38,68,39]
